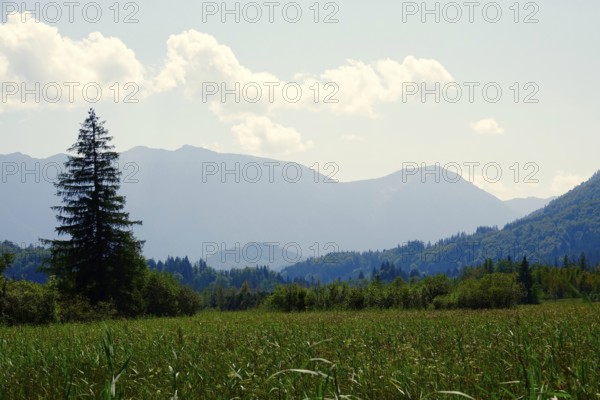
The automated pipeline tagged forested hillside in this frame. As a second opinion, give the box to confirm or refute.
[281,171,600,283]
[0,241,48,283]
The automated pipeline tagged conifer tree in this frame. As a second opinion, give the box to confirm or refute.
[518,256,535,304]
[43,109,146,314]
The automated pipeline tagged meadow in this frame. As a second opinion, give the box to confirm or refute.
[0,302,598,399]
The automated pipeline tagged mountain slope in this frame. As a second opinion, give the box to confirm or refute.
[1,146,522,268]
[281,171,600,282]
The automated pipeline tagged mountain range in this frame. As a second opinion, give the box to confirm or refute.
[1,146,552,270]
[280,171,600,282]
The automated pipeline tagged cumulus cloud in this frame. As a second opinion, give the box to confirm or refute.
[319,56,453,116]
[470,118,505,135]
[149,30,452,152]
[152,30,453,118]
[0,13,146,112]
[231,115,313,155]
[0,17,454,155]
[150,30,278,97]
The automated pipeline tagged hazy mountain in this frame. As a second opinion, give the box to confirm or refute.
[504,197,556,216]
[1,146,524,269]
[281,171,600,282]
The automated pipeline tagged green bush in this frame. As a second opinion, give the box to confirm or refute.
[419,275,453,305]
[142,271,202,317]
[347,287,365,310]
[456,274,523,309]
[178,286,202,316]
[0,280,58,325]
[432,293,458,310]
[143,271,182,317]
[394,285,422,309]
[266,284,307,312]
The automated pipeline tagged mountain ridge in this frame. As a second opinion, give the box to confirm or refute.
[280,171,600,281]
[1,147,555,269]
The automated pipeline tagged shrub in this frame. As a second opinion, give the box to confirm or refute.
[143,271,182,317]
[432,293,458,310]
[419,275,453,305]
[178,286,202,316]
[395,285,422,309]
[456,274,523,309]
[266,284,308,312]
[347,287,365,310]
[0,280,58,325]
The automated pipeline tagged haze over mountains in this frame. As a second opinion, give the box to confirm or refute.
[504,197,557,216]
[1,146,553,269]
[281,171,600,282]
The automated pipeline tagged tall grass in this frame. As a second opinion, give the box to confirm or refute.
[0,302,598,399]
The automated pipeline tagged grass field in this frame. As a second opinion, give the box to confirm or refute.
[0,302,598,399]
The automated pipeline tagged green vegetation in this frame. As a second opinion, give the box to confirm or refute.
[0,303,598,399]
[0,110,203,324]
[0,252,14,275]
[42,109,147,315]
[264,256,600,313]
[0,270,203,325]
[266,273,523,312]
[3,246,600,321]
[1,110,599,397]
[0,241,48,283]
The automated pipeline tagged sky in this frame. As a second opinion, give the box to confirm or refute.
[1,0,599,200]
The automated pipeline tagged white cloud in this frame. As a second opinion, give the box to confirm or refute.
[150,30,278,97]
[150,30,452,153]
[309,56,453,117]
[551,171,590,195]
[152,30,453,118]
[0,13,146,112]
[231,115,313,155]
[0,19,453,155]
[470,118,505,135]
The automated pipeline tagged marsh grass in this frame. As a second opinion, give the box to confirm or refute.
[0,302,598,399]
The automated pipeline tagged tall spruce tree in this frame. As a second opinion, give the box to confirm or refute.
[43,109,146,314]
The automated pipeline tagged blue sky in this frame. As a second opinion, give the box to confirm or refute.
[1,0,599,199]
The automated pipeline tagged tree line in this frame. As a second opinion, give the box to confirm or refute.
[265,256,600,312]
